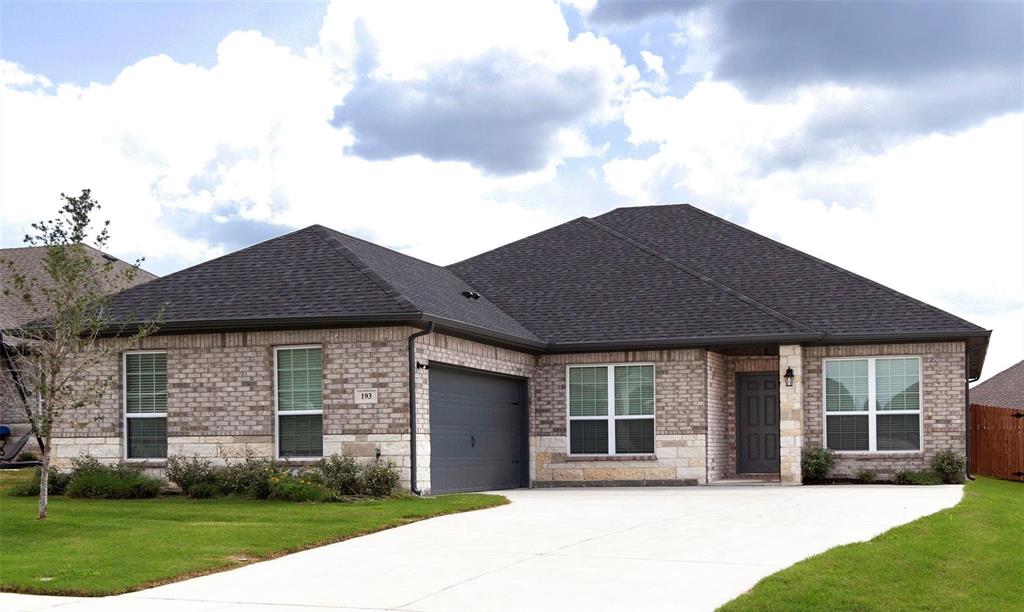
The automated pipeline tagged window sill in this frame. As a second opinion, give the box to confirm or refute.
[124,459,167,467]
[564,454,657,462]
[831,450,923,456]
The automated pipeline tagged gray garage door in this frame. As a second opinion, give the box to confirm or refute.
[429,366,527,494]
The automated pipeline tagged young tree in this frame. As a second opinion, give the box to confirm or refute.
[1,190,160,519]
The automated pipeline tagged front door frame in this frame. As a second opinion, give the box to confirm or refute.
[735,371,782,475]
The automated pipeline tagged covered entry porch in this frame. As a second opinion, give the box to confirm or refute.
[707,345,803,484]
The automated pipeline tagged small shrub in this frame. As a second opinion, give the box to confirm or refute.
[268,472,334,502]
[801,447,835,481]
[16,450,40,462]
[166,456,217,495]
[895,470,943,486]
[361,459,400,497]
[7,468,71,497]
[931,449,967,484]
[66,469,162,499]
[314,454,363,496]
[216,456,282,499]
[856,469,875,484]
[187,481,222,499]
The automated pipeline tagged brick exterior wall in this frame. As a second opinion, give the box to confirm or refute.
[803,342,966,479]
[50,327,969,489]
[531,349,707,485]
[706,353,781,481]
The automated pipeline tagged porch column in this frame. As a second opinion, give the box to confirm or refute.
[779,344,804,485]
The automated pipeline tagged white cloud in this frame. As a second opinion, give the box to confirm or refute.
[2,3,617,270]
[604,78,1024,379]
[640,51,666,80]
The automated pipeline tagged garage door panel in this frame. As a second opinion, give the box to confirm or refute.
[430,367,526,494]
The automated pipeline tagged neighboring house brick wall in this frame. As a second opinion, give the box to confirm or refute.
[803,342,966,478]
[531,349,707,485]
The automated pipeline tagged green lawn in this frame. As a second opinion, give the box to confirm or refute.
[0,469,506,596]
[720,477,1024,611]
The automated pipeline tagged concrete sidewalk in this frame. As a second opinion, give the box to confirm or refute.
[1,485,963,612]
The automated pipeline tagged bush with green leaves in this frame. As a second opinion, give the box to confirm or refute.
[268,472,334,502]
[216,456,283,499]
[801,446,835,481]
[187,481,222,499]
[7,467,71,497]
[166,456,217,495]
[856,469,875,484]
[895,470,943,486]
[361,459,400,497]
[931,449,967,484]
[16,450,41,462]
[65,461,163,499]
[313,454,363,496]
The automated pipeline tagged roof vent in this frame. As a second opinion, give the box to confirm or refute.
[102,253,118,262]
[461,291,481,300]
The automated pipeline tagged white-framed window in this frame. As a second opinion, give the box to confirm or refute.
[566,364,655,455]
[274,345,324,459]
[823,356,922,453]
[123,351,167,460]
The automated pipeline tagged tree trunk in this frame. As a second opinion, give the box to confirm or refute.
[38,436,51,520]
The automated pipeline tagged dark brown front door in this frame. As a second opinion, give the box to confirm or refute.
[737,374,780,474]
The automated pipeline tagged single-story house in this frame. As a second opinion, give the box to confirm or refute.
[49,204,989,493]
[1,245,157,453]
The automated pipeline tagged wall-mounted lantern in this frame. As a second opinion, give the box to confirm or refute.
[784,366,795,387]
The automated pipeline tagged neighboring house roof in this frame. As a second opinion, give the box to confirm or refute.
[971,360,1024,409]
[94,204,989,375]
[103,225,543,346]
[0,245,157,332]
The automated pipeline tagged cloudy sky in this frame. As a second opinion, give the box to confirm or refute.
[0,0,1021,380]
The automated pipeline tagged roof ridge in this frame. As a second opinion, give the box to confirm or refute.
[309,226,420,314]
[448,217,589,269]
[678,204,985,332]
[315,226,546,341]
[583,217,823,337]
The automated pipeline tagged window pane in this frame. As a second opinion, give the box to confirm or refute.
[877,414,920,451]
[568,367,608,417]
[277,348,323,411]
[614,365,654,416]
[125,353,167,414]
[876,357,920,411]
[825,360,868,412]
[127,417,167,459]
[615,418,654,454]
[569,420,608,454]
[826,415,869,451]
[279,414,323,457]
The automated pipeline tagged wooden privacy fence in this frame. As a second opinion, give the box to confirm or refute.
[969,404,1024,482]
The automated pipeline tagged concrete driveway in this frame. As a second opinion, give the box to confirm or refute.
[4,485,962,612]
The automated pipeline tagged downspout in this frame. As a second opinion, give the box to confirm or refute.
[408,322,434,496]
[965,350,980,481]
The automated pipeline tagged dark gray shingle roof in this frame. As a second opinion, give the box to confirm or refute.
[448,217,815,346]
[971,360,1024,409]
[594,205,986,337]
[103,225,542,345]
